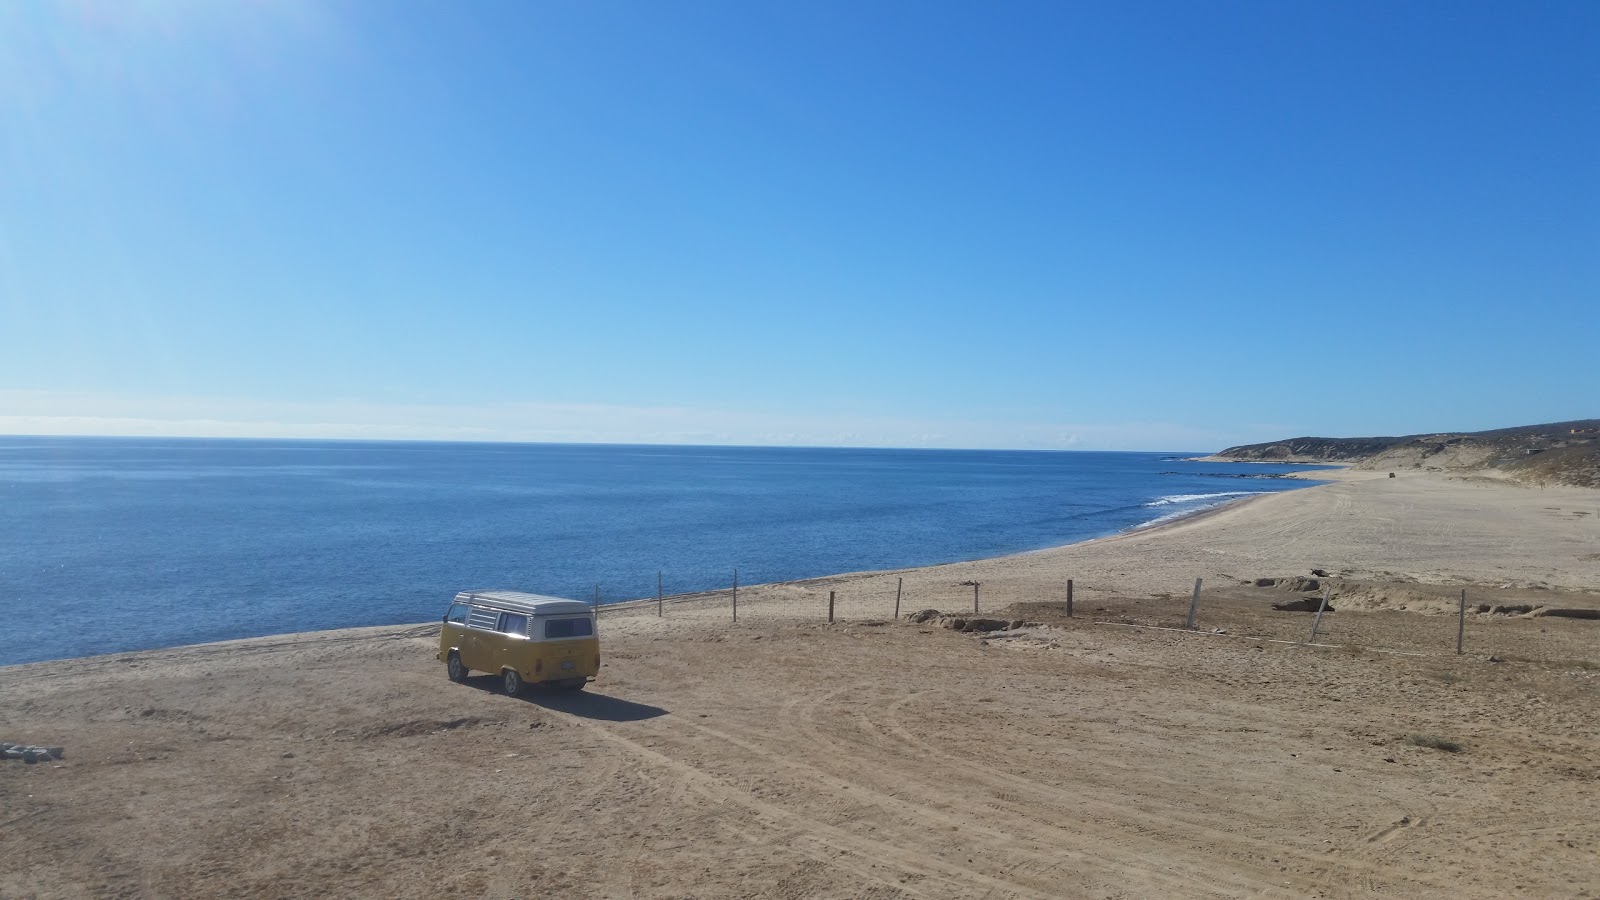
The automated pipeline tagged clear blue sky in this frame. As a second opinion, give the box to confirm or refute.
[2,1,1595,450]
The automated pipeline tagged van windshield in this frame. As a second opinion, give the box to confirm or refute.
[544,617,593,639]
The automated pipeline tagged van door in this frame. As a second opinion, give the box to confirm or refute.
[441,602,471,665]
[494,612,531,677]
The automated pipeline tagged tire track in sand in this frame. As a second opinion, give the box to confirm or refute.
[565,717,1067,900]
[768,684,1296,898]
[862,687,1464,898]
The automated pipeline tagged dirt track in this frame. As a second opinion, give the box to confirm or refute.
[3,586,1597,899]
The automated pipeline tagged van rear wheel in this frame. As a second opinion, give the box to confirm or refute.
[446,652,467,683]
[502,668,524,696]
[556,678,586,691]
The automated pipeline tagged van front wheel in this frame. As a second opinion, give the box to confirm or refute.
[502,668,524,696]
[446,652,467,683]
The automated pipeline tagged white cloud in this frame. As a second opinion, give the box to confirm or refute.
[0,389,1264,451]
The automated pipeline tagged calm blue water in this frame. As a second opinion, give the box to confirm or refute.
[0,438,1328,665]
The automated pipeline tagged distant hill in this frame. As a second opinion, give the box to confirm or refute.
[1211,420,1600,487]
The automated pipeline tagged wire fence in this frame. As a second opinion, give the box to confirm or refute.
[591,571,1600,666]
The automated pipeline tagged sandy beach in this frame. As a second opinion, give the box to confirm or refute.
[3,469,1597,899]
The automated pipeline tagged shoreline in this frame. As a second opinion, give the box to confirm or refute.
[0,444,1342,669]
[0,493,1291,671]
[12,466,1596,669]
[2,476,1334,670]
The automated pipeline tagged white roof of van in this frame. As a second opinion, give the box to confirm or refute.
[454,590,592,616]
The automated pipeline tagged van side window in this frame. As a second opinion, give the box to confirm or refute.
[445,604,468,625]
[498,613,528,636]
[466,607,499,631]
[544,617,594,639]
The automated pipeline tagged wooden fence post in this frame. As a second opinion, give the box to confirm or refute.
[828,590,835,623]
[1307,587,1331,643]
[657,571,663,617]
[733,569,738,622]
[894,577,903,619]
[1456,588,1466,655]
[1186,578,1202,630]
[1066,578,1074,617]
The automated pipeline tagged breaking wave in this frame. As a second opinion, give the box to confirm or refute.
[1143,491,1257,507]
[1133,491,1266,529]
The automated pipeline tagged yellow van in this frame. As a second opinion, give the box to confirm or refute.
[437,590,599,694]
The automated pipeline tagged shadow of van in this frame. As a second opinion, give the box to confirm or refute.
[457,674,666,721]
[525,689,667,722]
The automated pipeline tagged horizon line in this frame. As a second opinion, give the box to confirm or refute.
[0,432,1223,456]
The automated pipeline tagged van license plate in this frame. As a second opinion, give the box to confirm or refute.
[560,660,576,671]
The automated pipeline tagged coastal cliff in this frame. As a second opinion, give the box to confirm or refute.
[1211,419,1600,487]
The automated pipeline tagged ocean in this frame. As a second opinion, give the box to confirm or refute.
[0,438,1327,665]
